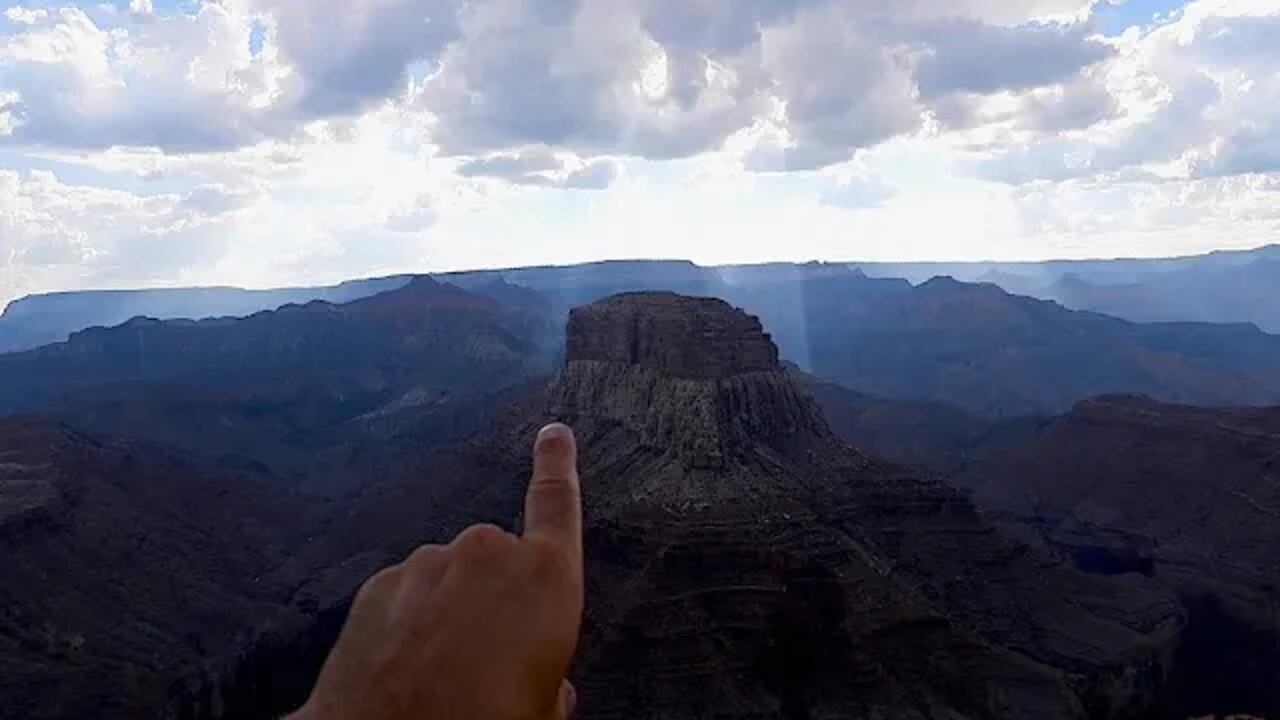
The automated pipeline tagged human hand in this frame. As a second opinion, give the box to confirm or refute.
[289,423,583,720]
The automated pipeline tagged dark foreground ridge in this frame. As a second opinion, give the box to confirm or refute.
[0,419,306,719]
[962,394,1280,717]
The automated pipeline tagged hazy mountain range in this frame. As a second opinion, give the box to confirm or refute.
[2,254,1279,718]
[0,277,413,355]
[5,244,1278,354]
[860,244,1280,333]
[6,257,1280,419]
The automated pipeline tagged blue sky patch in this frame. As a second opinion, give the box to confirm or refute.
[249,19,266,56]
[1094,0,1188,35]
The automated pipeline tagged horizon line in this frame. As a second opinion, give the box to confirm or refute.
[4,241,1277,312]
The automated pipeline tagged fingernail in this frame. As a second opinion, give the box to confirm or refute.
[538,423,572,443]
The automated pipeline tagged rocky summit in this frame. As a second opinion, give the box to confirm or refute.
[565,292,781,380]
[537,293,1182,720]
[555,293,827,473]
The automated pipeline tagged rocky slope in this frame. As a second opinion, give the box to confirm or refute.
[960,396,1280,717]
[0,419,313,720]
[0,276,548,412]
[780,274,1280,417]
[0,278,556,490]
[194,292,1184,720]
[800,372,1044,474]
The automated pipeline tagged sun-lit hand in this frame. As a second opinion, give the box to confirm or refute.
[289,423,583,720]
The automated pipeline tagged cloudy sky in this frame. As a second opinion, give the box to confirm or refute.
[1,0,1278,304]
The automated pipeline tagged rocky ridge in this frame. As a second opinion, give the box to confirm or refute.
[0,419,310,720]
[537,294,1182,719]
[7,283,1269,719]
[250,293,1182,720]
[155,293,1186,719]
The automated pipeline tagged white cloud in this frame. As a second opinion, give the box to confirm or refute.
[0,0,1277,305]
[249,0,460,115]
[3,7,47,25]
[457,150,565,180]
[0,170,91,268]
[890,0,1097,25]
[1010,173,1280,258]
[0,168,235,276]
[0,5,291,150]
[0,167,240,310]
[385,195,437,234]
[412,0,1117,169]
[0,89,20,135]
[179,183,262,215]
[0,0,1122,165]
[0,99,481,305]
[418,0,767,161]
[977,0,1280,183]
[562,158,620,189]
[455,149,620,189]
[821,176,899,210]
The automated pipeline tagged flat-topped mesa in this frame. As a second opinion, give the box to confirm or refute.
[566,292,779,380]
[554,293,829,468]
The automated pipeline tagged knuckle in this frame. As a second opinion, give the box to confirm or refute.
[405,544,442,572]
[453,523,512,556]
[529,474,579,503]
[356,565,401,603]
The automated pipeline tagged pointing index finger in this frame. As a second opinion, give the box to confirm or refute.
[524,423,582,562]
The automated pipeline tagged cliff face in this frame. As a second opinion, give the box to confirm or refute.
[541,293,1184,720]
[162,292,1187,720]
[257,292,1179,720]
[565,292,781,380]
[554,293,827,473]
